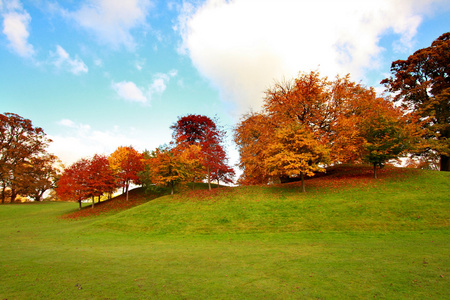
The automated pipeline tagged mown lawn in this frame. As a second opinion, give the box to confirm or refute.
[0,166,448,299]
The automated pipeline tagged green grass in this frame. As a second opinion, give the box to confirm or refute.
[0,166,448,299]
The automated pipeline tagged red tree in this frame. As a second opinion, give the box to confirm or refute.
[56,158,90,209]
[86,154,117,207]
[171,114,234,189]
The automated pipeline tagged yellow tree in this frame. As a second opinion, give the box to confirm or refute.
[264,123,330,192]
[108,146,144,201]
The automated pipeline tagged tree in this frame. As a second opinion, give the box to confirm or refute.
[86,154,117,207]
[235,72,377,185]
[149,145,190,195]
[56,155,117,209]
[171,114,233,190]
[264,123,330,192]
[108,146,144,201]
[56,158,90,209]
[19,154,61,201]
[381,32,450,171]
[0,113,53,203]
[360,100,418,178]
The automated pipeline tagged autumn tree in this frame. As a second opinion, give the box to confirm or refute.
[56,158,90,209]
[149,145,191,195]
[381,32,450,171]
[0,113,54,203]
[86,154,117,207]
[19,154,61,201]
[360,100,418,178]
[108,146,144,201]
[171,114,234,190]
[235,71,414,184]
[264,123,330,192]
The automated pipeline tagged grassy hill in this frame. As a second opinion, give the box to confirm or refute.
[0,165,448,299]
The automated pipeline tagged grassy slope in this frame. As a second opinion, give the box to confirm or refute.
[0,166,448,299]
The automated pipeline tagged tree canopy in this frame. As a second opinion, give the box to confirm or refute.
[381,32,450,171]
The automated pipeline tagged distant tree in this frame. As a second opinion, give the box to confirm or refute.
[56,158,90,209]
[0,113,53,203]
[264,123,330,192]
[360,100,418,178]
[150,145,190,195]
[381,32,450,171]
[20,154,61,201]
[86,154,117,207]
[171,114,233,190]
[108,146,144,201]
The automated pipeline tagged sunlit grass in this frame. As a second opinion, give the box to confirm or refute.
[0,166,448,299]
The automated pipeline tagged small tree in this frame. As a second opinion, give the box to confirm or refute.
[109,146,144,201]
[360,100,418,178]
[56,158,90,209]
[264,123,330,192]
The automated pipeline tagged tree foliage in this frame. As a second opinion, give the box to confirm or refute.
[235,71,417,184]
[171,114,234,189]
[0,113,57,203]
[108,146,144,201]
[56,155,117,209]
[381,32,450,171]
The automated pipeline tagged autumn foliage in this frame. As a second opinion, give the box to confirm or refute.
[235,71,417,188]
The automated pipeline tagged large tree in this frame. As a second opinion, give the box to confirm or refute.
[171,114,233,190]
[381,32,450,171]
[0,113,53,203]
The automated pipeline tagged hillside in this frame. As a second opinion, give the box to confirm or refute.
[0,165,448,299]
[95,165,449,234]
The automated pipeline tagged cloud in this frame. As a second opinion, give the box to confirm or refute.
[66,0,152,51]
[112,81,148,103]
[176,0,442,113]
[50,45,88,75]
[1,0,34,58]
[49,119,154,166]
[112,69,178,104]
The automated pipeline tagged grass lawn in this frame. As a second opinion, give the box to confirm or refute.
[0,166,448,299]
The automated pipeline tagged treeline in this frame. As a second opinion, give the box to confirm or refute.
[1,32,448,203]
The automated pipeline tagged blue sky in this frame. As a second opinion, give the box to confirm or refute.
[1,0,449,168]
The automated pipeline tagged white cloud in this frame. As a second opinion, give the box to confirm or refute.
[48,119,148,166]
[176,0,442,113]
[49,45,88,75]
[48,119,166,166]
[67,0,152,51]
[112,80,148,103]
[112,69,178,104]
[1,0,34,58]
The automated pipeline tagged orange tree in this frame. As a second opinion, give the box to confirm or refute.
[382,32,450,171]
[235,71,418,184]
[108,146,144,201]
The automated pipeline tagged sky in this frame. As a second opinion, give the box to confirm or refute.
[1,0,449,171]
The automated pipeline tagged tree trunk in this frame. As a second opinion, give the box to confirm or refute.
[440,154,450,171]
[373,163,378,179]
[207,165,211,191]
[1,185,5,204]
[78,200,82,210]
[91,196,95,208]
[170,181,174,195]
[301,173,306,193]
[10,189,17,203]
[125,181,129,201]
